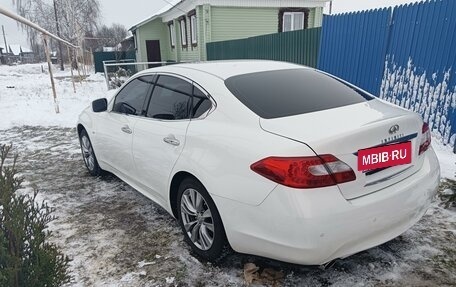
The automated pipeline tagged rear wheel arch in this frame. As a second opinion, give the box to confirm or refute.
[172,173,232,262]
[169,171,199,219]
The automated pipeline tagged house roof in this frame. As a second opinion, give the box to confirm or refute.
[129,0,329,31]
[121,35,134,43]
[9,44,21,56]
[20,46,32,53]
[103,47,116,52]
[129,0,181,31]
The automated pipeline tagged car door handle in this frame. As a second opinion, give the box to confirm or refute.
[163,136,180,146]
[121,125,132,134]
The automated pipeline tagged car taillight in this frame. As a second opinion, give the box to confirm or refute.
[250,154,356,189]
[419,122,431,155]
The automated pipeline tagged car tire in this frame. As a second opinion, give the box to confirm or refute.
[177,177,231,263]
[79,129,103,176]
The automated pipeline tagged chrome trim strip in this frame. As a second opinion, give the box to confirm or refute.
[364,165,413,187]
[108,71,217,122]
[353,133,418,156]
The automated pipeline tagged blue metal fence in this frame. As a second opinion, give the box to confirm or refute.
[318,8,391,95]
[318,0,456,146]
[380,0,456,146]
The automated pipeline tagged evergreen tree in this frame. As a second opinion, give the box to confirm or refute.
[0,144,70,287]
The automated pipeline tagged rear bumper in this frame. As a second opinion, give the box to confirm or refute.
[214,148,440,265]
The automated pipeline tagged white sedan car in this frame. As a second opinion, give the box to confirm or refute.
[77,61,440,265]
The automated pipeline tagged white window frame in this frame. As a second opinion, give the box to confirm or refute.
[190,14,197,44]
[169,23,176,48]
[179,19,187,46]
[283,12,305,32]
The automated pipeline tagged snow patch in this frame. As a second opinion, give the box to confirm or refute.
[0,63,115,130]
[431,138,456,179]
[380,56,456,146]
[442,189,454,195]
[137,260,155,268]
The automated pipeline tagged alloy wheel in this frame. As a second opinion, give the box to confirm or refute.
[81,135,95,171]
[180,188,215,250]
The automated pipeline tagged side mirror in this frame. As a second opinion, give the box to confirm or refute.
[92,98,107,113]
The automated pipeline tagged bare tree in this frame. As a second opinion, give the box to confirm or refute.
[92,23,128,51]
[13,0,100,62]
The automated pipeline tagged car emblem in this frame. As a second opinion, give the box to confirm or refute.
[389,124,400,134]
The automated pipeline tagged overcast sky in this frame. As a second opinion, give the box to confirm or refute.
[0,0,422,48]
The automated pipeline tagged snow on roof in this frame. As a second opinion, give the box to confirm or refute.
[129,0,181,30]
[9,44,21,56]
[123,35,134,41]
[21,46,32,53]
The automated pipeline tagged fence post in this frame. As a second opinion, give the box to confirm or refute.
[42,34,59,114]
[67,46,76,93]
[103,61,110,89]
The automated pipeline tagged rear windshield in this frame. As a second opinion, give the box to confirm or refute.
[224,69,373,119]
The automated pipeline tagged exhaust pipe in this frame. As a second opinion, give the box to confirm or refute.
[319,259,338,270]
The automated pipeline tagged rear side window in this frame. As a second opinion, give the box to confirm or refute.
[192,86,212,118]
[146,75,192,120]
[224,69,373,119]
[113,76,155,115]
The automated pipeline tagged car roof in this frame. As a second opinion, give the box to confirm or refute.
[138,60,309,80]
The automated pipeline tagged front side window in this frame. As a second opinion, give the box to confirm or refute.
[146,75,192,120]
[113,76,155,116]
[179,17,187,47]
[168,22,176,48]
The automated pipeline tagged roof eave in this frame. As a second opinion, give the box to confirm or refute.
[130,0,330,30]
[129,0,183,31]
[129,15,159,31]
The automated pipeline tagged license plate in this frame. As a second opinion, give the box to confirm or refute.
[357,141,412,171]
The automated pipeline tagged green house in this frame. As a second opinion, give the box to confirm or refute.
[129,0,329,64]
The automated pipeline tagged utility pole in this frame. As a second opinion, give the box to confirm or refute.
[2,25,8,54]
[329,1,333,15]
[53,0,64,71]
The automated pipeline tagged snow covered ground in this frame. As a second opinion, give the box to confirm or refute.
[0,63,115,129]
[0,63,455,286]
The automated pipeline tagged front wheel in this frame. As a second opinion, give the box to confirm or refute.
[177,177,231,262]
[79,129,103,176]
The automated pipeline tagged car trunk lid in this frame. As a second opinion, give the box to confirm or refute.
[260,99,424,200]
